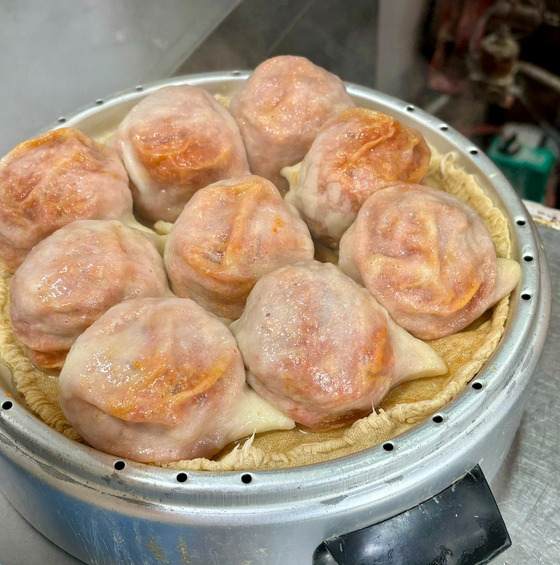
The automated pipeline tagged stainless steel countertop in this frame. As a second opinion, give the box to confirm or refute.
[1,221,558,563]
[491,222,560,564]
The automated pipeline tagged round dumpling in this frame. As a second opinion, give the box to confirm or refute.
[230,261,446,430]
[284,107,431,248]
[338,184,521,340]
[112,85,250,223]
[230,55,355,192]
[164,175,315,320]
[0,128,133,272]
[58,297,248,462]
[10,220,169,374]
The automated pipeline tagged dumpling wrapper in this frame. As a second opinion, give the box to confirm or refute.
[230,55,355,192]
[0,128,134,272]
[164,174,315,320]
[112,85,250,223]
[284,107,431,249]
[59,297,294,463]
[230,261,446,430]
[339,184,521,340]
[9,220,170,374]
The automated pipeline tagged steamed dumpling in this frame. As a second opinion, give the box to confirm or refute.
[111,85,250,223]
[59,297,293,462]
[339,184,521,339]
[230,55,355,192]
[230,261,446,430]
[10,220,169,374]
[0,128,133,272]
[284,107,431,248]
[164,175,315,320]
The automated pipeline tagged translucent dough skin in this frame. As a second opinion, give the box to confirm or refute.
[58,297,246,462]
[231,261,395,430]
[230,56,355,192]
[164,175,315,320]
[10,220,169,374]
[113,85,250,223]
[285,107,431,248]
[339,184,499,340]
[0,128,133,272]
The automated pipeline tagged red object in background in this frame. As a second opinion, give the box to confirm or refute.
[428,0,495,94]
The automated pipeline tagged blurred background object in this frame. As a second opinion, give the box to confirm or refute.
[416,0,560,205]
[178,0,560,206]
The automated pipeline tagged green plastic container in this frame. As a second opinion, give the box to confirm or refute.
[488,135,555,203]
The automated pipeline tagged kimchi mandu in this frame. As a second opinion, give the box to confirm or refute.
[0,128,133,272]
[9,220,169,375]
[338,184,521,340]
[111,84,250,223]
[230,55,355,192]
[0,56,521,464]
[284,107,431,249]
[230,261,447,430]
[164,174,314,320]
[58,297,294,462]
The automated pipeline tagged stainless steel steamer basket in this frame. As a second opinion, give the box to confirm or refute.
[0,72,551,565]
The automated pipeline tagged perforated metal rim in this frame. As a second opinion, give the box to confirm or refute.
[0,72,550,520]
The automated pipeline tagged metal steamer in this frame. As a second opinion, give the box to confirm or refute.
[0,73,551,565]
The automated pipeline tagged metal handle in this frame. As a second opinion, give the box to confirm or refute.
[318,465,511,565]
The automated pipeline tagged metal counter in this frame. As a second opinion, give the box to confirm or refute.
[489,220,560,564]
[0,219,558,563]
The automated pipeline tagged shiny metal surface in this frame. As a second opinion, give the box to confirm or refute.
[492,223,560,564]
[0,74,551,565]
